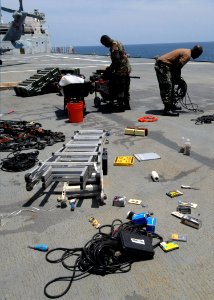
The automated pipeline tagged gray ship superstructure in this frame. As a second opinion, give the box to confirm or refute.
[0,9,51,55]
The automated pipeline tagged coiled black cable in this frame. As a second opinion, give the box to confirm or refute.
[44,220,163,299]
[191,114,214,125]
[1,150,39,172]
[173,78,203,113]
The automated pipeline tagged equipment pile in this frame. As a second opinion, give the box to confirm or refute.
[44,216,163,298]
[0,120,65,172]
[0,120,65,152]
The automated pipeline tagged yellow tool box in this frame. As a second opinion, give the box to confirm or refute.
[114,156,135,166]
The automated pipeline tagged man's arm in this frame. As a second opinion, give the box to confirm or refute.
[172,52,190,82]
[175,53,190,69]
[109,42,121,72]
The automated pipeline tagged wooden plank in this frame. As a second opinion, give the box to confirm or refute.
[0,82,20,89]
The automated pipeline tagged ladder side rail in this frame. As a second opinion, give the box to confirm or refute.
[42,175,54,190]
[41,166,53,183]
[25,155,61,190]
[53,151,100,156]
[44,161,97,166]
[80,166,90,190]
[74,129,107,135]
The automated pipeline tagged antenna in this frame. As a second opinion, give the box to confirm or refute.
[19,0,23,12]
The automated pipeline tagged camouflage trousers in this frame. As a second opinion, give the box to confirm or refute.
[154,62,175,106]
[109,74,130,104]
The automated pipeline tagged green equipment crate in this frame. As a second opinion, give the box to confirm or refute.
[14,68,85,97]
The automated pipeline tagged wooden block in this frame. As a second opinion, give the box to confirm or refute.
[0,82,20,90]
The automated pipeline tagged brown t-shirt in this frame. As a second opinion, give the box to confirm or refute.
[158,49,191,68]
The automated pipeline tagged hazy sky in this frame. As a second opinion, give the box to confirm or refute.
[1,0,213,46]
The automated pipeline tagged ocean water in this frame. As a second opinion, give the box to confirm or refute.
[74,41,214,62]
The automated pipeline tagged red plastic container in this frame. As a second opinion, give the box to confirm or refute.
[67,101,83,123]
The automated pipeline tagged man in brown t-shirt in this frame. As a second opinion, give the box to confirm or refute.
[155,45,203,116]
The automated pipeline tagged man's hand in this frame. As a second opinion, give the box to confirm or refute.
[102,66,112,79]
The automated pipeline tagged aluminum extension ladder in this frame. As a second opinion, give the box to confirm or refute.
[25,130,109,203]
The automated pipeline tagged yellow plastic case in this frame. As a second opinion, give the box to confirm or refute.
[166,190,183,198]
[114,156,135,166]
[160,241,179,252]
